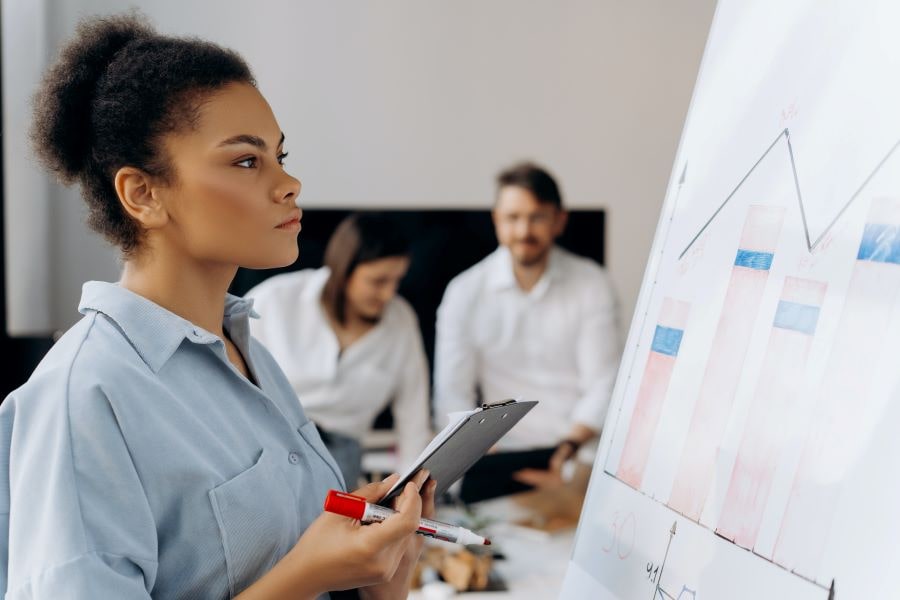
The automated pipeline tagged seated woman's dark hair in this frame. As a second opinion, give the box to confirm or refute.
[322,213,412,324]
[30,13,255,255]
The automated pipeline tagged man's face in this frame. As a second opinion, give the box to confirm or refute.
[492,185,567,267]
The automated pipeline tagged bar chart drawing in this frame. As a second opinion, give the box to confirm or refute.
[594,144,899,593]
[564,2,900,597]
[616,298,691,490]
[773,197,900,579]
[667,205,785,521]
[715,276,827,550]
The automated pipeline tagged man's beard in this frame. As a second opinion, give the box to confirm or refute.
[512,242,550,267]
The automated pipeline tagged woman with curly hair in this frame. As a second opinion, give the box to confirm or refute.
[0,13,434,600]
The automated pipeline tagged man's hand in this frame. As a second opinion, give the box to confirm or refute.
[512,423,597,490]
[511,439,578,489]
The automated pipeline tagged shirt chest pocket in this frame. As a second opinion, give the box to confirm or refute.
[209,448,299,598]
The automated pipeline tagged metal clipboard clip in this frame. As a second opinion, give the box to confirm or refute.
[480,398,519,410]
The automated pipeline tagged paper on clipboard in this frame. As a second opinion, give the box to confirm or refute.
[378,398,538,505]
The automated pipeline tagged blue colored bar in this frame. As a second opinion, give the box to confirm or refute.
[772,300,820,335]
[651,325,684,357]
[734,249,775,270]
[857,223,900,265]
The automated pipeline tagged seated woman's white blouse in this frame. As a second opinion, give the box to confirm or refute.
[0,282,343,599]
[245,268,431,468]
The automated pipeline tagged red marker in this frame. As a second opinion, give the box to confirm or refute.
[324,489,491,546]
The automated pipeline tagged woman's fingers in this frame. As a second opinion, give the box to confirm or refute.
[410,468,430,490]
[394,481,424,514]
[351,473,400,502]
[352,468,430,504]
[351,470,434,555]
[420,479,437,519]
[373,483,422,537]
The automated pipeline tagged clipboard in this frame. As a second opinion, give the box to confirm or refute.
[377,398,538,506]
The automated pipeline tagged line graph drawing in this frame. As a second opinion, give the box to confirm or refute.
[657,585,696,600]
[565,2,900,597]
[679,129,900,259]
[603,134,899,591]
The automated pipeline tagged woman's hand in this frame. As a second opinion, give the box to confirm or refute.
[236,471,436,600]
[359,473,437,600]
[286,470,434,598]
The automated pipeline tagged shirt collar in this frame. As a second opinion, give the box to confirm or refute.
[77,281,259,373]
[301,267,332,302]
[485,245,562,296]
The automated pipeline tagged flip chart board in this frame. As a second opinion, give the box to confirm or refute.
[563,1,900,597]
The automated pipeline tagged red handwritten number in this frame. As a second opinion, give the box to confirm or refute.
[602,511,636,559]
[780,101,799,127]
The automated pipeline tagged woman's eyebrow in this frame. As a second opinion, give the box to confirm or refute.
[218,132,285,150]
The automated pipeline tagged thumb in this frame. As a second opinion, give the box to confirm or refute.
[351,473,400,503]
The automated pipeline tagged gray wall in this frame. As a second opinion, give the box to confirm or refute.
[3,0,717,335]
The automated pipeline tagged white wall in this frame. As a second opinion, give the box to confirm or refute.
[3,0,716,334]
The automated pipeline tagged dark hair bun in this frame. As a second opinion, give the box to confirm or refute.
[30,14,154,181]
[29,12,252,254]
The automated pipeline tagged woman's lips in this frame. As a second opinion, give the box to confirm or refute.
[276,217,301,231]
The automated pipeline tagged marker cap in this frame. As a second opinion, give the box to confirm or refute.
[324,490,366,520]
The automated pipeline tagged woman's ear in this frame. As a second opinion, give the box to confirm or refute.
[114,166,169,230]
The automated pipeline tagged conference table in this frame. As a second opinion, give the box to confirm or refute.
[406,469,590,599]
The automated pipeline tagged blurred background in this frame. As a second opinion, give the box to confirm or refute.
[1,0,716,396]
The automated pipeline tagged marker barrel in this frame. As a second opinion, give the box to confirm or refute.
[324,489,490,546]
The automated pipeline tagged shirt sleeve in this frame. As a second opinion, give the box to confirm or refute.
[432,279,480,429]
[570,272,622,433]
[2,374,158,599]
[391,309,433,468]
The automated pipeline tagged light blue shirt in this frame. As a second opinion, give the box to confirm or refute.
[0,281,344,599]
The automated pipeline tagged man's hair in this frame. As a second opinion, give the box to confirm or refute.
[321,213,411,324]
[496,162,563,209]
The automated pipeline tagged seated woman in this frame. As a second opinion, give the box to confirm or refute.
[246,213,431,487]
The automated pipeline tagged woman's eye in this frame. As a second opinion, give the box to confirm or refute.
[277,152,289,166]
[235,157,257,169]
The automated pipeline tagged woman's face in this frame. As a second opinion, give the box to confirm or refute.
[156,82,302,269]
[344,256,411,322]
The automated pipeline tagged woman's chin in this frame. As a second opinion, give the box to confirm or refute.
[242,248,300,271]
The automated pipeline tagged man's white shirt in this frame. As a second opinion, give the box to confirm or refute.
[246,267,431,467]
[434,246,620,451]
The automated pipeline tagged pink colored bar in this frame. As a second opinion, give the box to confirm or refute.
[668,205,785,520]
[716,277,826,550]
[616,298,691,489]
[774,198,900,580]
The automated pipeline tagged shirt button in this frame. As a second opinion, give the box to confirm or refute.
[288,452,301,465]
